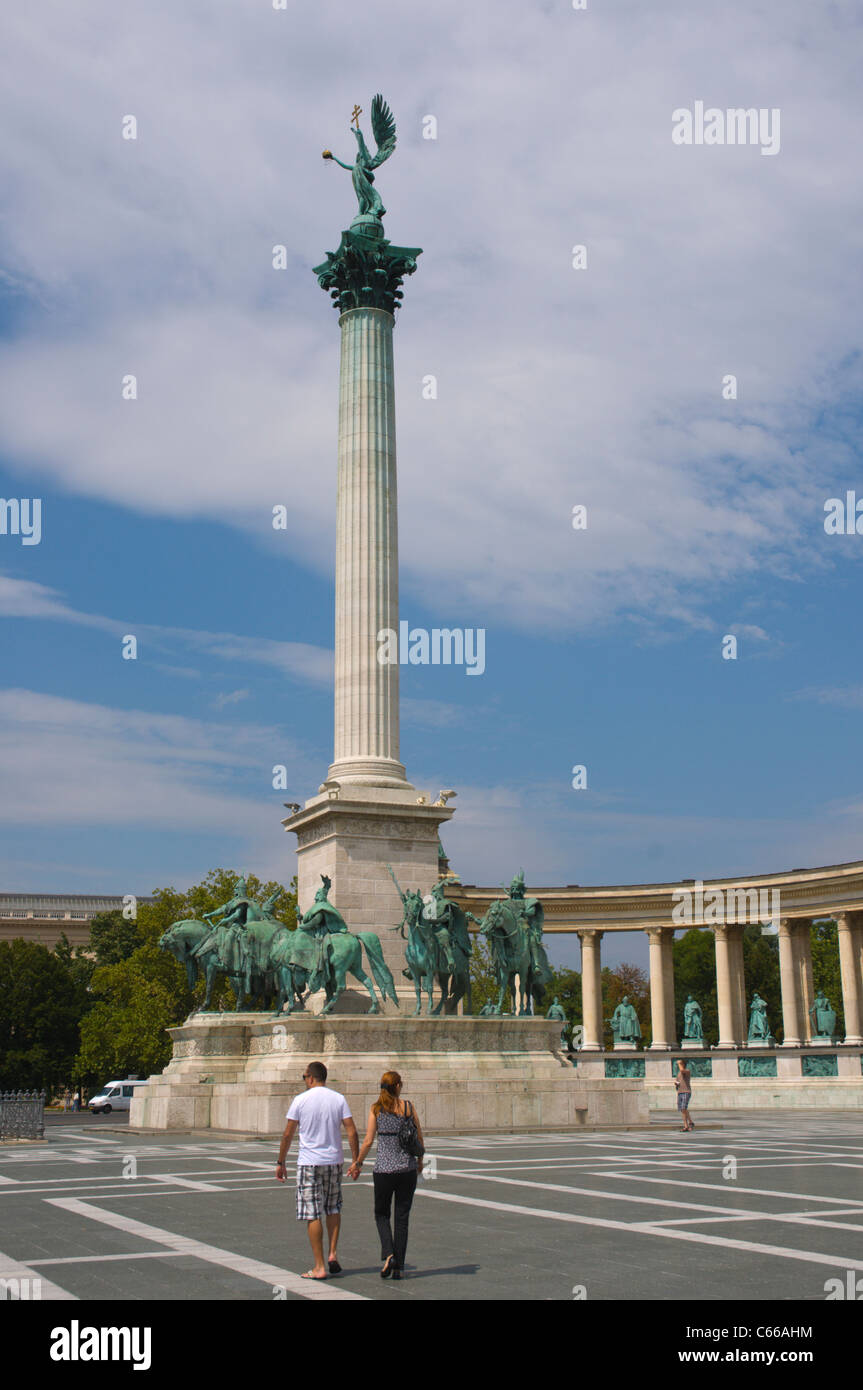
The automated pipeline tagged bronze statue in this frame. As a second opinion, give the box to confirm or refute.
[322,95,397,224]
[608,997,642,1046]
[468,873,553,1016]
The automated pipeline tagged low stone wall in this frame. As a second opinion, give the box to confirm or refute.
[572,1047,863,1111]
[131,1014,648,1134]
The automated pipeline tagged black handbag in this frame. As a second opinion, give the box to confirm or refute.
[397,1100,424,1159]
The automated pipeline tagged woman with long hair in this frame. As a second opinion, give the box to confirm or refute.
[348,1070,424,1280]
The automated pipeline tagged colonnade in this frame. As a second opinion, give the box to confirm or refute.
[576,913,863,1049]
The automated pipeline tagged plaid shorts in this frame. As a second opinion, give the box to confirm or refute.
[677,1092,692,1111]
[296,1163,343,1221]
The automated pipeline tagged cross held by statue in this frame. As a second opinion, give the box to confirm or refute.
[352,104,362,127]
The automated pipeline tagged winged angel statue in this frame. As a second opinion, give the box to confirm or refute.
[322,94,397,222]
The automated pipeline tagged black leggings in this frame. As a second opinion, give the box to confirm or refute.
[373,1170,417,1269]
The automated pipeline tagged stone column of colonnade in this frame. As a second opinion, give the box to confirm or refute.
[714,924,746,1047]
[647,928,677,1048]
[837,911,863,1045]
[729,924,747,1043]
[662,930,677,1048]
[793,918,815,1044]
[327,305,408,789]
[578,929,604,1050]
[777,918,818,1045]
[778,919,803,1045]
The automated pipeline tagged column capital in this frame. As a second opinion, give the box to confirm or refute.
[578,928,604,944]
[315,227,422,316]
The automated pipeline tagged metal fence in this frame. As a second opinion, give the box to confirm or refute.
[0,1090,46,1140]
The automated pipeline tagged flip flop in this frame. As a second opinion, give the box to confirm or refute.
[328,1259,342,1274]
[301,1271,327,1280]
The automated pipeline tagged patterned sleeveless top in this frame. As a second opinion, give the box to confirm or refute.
[373,1104,418,1174]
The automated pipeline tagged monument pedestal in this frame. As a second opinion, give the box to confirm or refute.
[131,1014,648,1134]
[681,1039,707,1049]
[284,793,453,1007]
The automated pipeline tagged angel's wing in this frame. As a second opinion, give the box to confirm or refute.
[368,93,396,169]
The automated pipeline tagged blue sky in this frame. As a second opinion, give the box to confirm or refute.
[1,1,862,973]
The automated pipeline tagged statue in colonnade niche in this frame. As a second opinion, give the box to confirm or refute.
[683,995,703,1040]
[809,991,837,1039]
[546,996,569,1047]
[747,991,774,1043]
[608,996,642,1047]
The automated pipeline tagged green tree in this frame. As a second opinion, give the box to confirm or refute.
[75,869,297,1088]
[468,932,497,1012]
[0,940,91,1091]
[88,909,143,966]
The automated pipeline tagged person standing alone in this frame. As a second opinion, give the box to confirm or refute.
[276,1061,359,1280]
[675,1058,694,1132]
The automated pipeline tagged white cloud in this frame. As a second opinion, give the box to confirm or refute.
[0,2,859,635]
[0,574,333,685]
[0,688,315,832]
[211,689,251,709]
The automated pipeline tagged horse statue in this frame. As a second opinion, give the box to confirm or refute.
[160,879,286,1012]
[160,917,252,1010]
[468,894,553,1016]
[387,868,472,1015]
[271,876,399,1015]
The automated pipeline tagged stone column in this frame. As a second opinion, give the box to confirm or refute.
[662,929,678,1047]
[579,929,604,1050]
[729,925,747,1044]
[328,306,408,790]
[778,918,802,1045]
[714,925,737,1047]
[647,928,672,1048]
[837,912,863,1045]
[792,919,815,1044]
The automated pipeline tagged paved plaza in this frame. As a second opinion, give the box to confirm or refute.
[1,1113,861,1302]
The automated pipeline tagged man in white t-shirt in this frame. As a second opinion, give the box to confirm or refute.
[276,1060,359,1280]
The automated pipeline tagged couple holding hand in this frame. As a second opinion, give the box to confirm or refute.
[277,1063,424,1282]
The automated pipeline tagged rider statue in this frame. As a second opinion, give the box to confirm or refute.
[506,869,548,980]
[295,876,350,985]
[425,876,472,977]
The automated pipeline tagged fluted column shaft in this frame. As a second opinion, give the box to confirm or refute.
[778,919,801,1045]
[793,920,815,1044]
[837,912,863,1045]
[329,307,408,787]
[729,925,747,1042]
[715,926,737,1047]
[647,928,674,1048]
[662,929,678,1047]
[579,930,604,1050]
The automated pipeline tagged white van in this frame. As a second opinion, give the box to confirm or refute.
[88,1080,149,1114]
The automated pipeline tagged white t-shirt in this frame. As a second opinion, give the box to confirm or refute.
[287,1087,352,1166]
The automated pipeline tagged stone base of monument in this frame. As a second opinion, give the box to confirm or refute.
[569,1047,863,1111]
[680,1039,707,1049]
[130,1014,648,1134]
